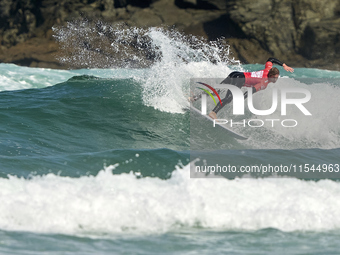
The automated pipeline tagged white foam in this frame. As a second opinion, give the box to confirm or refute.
[130,28,241,113]
[0,64,73,91]
[242,78,340,149]
[1,162,340,236]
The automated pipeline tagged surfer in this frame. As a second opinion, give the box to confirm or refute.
[208,58,294,119]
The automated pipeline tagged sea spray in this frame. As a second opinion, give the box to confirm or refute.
[52,20,241,112]
[52,20,239,69]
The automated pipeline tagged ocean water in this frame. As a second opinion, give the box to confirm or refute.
[1,26,340,254]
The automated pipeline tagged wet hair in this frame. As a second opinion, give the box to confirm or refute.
[268,67,280,77]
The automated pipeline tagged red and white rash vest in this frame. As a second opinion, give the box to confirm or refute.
[243,61,273,92]
[242,58,283,92]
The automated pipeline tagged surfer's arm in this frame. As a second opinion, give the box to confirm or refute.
[267,57,294,73]
[253,80,268,92]
[188,93,203,102]
[267,57,283,66]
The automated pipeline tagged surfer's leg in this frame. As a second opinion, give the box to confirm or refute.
[220,76,232,84]
[211,72,245,114]
[221,72,244,85]
[193,72,243,103]
[211,93,232,114]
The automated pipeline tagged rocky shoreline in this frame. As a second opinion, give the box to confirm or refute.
[0,0,339,70]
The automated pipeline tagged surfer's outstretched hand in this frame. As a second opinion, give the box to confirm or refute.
[283,63,294,73]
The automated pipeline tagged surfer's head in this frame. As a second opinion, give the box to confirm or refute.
[268,67,279,83]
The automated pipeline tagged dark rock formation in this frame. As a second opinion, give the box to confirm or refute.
[224,0,340,69]
[0,0,339,70]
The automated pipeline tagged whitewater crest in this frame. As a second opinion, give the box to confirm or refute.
[53,20,240,114]
[1,161,340,237]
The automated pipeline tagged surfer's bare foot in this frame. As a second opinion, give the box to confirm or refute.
[208,111,217,119]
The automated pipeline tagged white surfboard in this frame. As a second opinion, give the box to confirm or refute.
[189,105,248,140]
